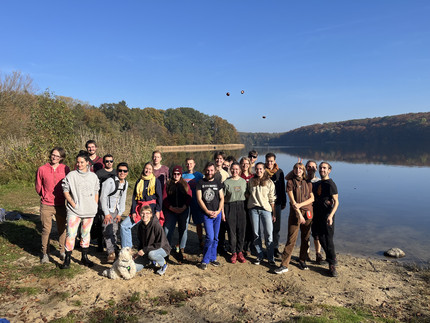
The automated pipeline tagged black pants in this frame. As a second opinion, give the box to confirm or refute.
[225,201,246,254]
[313,213,336,265]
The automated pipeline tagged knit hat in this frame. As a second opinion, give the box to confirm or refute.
[172,165,183,174]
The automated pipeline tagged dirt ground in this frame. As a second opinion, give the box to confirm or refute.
[1,217,429,323]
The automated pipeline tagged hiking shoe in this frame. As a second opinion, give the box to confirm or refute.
[330,265,338,277]
[254,258,262,265]
[40,254,49,264]
[199,263,208,270]
[298,260,309,270]
[231,253,237,264]
[107,252,116,263]
[59,252,66,261]
[237,252,246,263]
[210,260,220,267]
[316,253,326,265]
[268,260,277,267]
[274,266,289,274]
[157,263,168,276]
[180,248,187,261]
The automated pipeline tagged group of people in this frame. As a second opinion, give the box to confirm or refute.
[35,141,339,277]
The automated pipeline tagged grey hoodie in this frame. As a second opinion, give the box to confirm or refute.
[100,176,128,216]
[62,168,99,218]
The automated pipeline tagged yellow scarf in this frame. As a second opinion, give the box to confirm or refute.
[266,163,279,177]
[135,174,156,200]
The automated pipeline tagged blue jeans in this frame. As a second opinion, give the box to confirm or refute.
[190,199,204,225]
[120,216,140,248]
[202,212,221,264]
[249,207,274,261]
[135,248,168,272]
[163,208,190,249]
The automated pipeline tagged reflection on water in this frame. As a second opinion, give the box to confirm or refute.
[162,146,430,264]
[254,143,430,167]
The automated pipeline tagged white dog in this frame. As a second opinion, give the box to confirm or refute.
[102,247,137,280]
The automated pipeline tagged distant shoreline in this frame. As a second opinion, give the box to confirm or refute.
[156,143,244,152]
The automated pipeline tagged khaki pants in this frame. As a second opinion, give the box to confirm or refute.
[40,203,67,254]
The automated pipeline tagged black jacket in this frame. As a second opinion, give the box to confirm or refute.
[138,215,171,255]
[269,168,287,207]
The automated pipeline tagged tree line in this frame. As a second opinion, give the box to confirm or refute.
[0,71,239,183]
[240,112,430,147]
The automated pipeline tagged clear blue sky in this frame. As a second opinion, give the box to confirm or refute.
[1,1,429,132]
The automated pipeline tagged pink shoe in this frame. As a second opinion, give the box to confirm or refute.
[231,253,237,264]
[237,252,247,263]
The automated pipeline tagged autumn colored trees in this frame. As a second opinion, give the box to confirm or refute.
[0,71,240,183]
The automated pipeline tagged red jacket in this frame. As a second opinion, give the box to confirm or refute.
[35,163,70,206]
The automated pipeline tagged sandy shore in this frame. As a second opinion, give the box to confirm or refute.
[1,220,429,323]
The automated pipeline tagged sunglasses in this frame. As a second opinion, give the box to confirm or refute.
[118,169,128,173]
[104,160,114,163]
[249,155,257,159]
[172,172,181,176]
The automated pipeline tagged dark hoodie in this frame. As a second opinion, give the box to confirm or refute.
[137,214,171,255]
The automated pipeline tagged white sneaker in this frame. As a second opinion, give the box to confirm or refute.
[40,254,49,264]
[274,266,289,274]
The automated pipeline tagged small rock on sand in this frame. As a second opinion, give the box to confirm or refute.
[384,248,405,258]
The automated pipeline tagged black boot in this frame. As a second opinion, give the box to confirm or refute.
[81,248,94,267]
[60,251,72,269]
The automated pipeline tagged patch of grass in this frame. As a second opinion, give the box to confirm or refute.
[0,218,41,256]
[290,304,396,323]
[16,286,40,295]
[129,291,140,303]
[72,300,82,307]
[150,296,160,306]
[51,313,80,323]
[29,263,84,279]
[168,289,188,304]
[0,182,39,213]
[0,215,85,297]
[159,309,168,315]
[45,291,70,304]
[293,303,313,313]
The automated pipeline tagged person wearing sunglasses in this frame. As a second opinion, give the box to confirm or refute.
[99,162,129,263]
[248,150,258,173]
[94,154,117,251]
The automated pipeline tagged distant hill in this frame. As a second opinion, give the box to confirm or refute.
[241,112,430,146]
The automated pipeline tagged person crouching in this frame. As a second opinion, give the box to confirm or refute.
[134,205,171,276]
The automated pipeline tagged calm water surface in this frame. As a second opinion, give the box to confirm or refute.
[163,147,430,264]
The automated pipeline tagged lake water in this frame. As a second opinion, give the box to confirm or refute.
[162,147,430,264]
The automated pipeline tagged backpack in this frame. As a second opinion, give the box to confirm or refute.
[108,178,127,197]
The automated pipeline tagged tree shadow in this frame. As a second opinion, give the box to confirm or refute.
[0,212,42,256]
